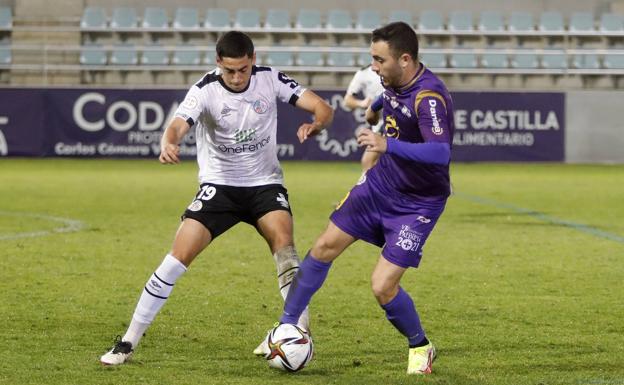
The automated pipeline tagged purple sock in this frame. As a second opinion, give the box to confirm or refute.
[381,287,426,346]
[280,252,332,324]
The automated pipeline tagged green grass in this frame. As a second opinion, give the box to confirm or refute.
[0,159,623,385]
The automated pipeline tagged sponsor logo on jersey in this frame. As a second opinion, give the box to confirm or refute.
[400,105,412,118]
[217,135,271,154]
[429,99,443,135]
[390,98,399,109]
[276,193,290,208]
[187,200,203,212]
[253,98,269,114]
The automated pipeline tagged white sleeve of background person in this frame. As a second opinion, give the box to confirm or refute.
[346,69,365,97]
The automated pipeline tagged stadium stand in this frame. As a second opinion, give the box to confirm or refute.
[418,10,445,32]
[388,10,413,26]
[234,9,261,29]
[356,10,381,31]
[110,7,138,30]
[142,7,169,30]
[2,3,624,89]
[173,8,200,30]
[204,8,230,29]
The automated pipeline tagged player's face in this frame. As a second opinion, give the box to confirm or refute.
[370,41,404,88]
[217,53,256,92]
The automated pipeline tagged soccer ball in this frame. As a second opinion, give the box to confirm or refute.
[266,323,313,372]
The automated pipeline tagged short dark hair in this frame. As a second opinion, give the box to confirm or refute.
[371,22,419,60]
[216,31,254,59]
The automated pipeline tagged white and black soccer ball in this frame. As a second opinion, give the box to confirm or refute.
[266,323,313,372]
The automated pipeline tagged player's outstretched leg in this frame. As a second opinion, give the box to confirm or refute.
[253,246,310,356]
[100,254,187,365]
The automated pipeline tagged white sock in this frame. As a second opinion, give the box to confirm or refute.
[122,254,187,347]
[274,246,310,332]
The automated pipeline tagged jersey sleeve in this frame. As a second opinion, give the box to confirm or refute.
[272,69,306,106]
[414,91,451,144]
[174,85,204,127]
[346,70,364,96]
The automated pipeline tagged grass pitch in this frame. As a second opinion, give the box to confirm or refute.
[0,159,622,385]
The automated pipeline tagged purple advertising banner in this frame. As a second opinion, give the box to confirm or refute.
[0,88,564,161]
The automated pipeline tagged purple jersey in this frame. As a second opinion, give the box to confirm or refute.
[369,64,454,198]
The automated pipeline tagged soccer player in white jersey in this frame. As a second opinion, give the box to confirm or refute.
[343,65,384,171]
[100,31,333,365]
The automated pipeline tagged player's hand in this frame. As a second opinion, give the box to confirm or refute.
[159,143,181,164]
[357,129,387,153]
[297,122,323,143]
[359,97,372,109]
[365,107,380,126]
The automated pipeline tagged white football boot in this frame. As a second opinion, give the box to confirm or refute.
[100,336,134,365]
[407,341,436,374]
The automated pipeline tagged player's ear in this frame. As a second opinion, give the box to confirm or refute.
[399,53,409,69]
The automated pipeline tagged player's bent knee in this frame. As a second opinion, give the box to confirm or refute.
[370,279,399,304]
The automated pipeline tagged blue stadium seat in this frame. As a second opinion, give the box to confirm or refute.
[110,45,138,65]
[357,52,371,67]
[296,9,322,29]
[448,11,473,32]
[0,7,11,30]
[356,10,381,30]
[173,47,200,65]
[204,9,230,29]
[0,43,11,65]
[569,12,595,32]
[265,9,290,29]
[141,45,169,65]
[327,52,354,67]
[142,7,168,29]
[418,10,444,31]
[420,53,446,68]
[478,11,504,32]
[327,9,352,29]
[111,7,138,29]
[511,52,539,69]
[388,10,413,26]
[174,8,200,29]
[481,53,508,68]
[541,51,567,69]
[265,52,294,66]
[509,12,534,32]
[603,54,624,69]
[572,54,600,69]
[81,7,106,29]
[234,9,260,28]
[296,52,324,66]
[538,11,564,32]
[600,13,624,33]
[450,52,477,68]
[80,45,107,65]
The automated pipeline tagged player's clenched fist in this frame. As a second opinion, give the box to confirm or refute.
[159,143,180,164]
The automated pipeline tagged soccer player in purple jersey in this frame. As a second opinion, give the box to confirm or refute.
[264,22,454,375]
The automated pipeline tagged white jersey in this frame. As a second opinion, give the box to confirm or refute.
[346,65,384,132]
[175,66,306,187]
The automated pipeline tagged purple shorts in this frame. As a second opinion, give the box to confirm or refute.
[330,174,446,268]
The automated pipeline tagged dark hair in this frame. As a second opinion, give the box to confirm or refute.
[371,22,419,60]
[216,31,254,59]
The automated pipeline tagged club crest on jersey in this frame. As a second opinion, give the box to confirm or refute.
[253,98,269,114]
[187,200,203,212]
